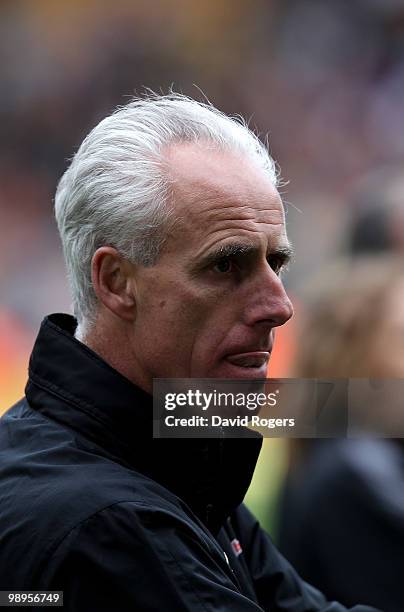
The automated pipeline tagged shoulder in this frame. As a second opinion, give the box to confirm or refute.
[46,499,224,574]
[40,501,245,611]
[0,401,195,586]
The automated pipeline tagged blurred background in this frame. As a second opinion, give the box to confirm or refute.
[1,2,404,605]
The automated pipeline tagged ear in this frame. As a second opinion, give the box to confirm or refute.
[91,247,136,322]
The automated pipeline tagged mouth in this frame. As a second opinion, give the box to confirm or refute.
[226,351,270,369]
[217,351,271,379]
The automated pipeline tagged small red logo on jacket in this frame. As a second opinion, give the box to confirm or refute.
[231,538,242,557]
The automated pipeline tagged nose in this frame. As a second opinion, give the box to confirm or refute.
[244,267,294,329]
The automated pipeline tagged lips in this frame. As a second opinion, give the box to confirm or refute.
[226,351,270,368]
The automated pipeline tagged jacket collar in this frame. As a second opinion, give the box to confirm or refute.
[26,314,262,534]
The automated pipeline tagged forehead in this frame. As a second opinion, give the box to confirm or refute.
[165,143,287,253]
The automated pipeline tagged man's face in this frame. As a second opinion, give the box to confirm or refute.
[128,143,293,390]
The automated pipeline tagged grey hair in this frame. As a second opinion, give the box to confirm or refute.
[54,92,279,336]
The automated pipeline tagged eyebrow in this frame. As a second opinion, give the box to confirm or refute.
[195,241,294,270]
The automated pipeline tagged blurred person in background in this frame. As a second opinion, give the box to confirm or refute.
[0,94,380,612]
[278,255,404,612]
[347,165,404,256]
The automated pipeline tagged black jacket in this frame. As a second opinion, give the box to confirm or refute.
[0,314,380,611]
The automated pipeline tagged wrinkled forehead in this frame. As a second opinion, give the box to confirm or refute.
[165,143,286,244]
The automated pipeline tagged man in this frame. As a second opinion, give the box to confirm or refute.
[0,94,379,611]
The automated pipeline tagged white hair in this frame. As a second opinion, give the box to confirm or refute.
[54,92,279,336]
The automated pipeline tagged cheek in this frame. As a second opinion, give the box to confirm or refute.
[136,286,212,355]
[176,291,239,360]
[161,291,213,339]
[135,269,236,369]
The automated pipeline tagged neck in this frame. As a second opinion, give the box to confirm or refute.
[78,316,152,394]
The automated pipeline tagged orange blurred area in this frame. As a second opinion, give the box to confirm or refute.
[266,310,296,379]
[0,310,33,416]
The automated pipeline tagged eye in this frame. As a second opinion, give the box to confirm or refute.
[213,257,233,273]
[267,255,283,275]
